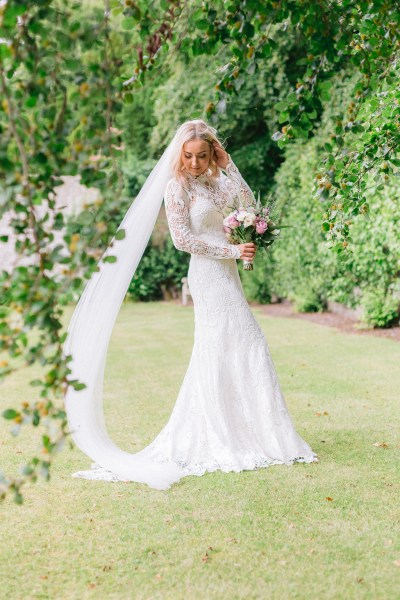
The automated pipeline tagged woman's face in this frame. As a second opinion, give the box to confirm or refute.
[181,138,211,177]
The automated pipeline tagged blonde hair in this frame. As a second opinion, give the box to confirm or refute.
[170,119,225,184]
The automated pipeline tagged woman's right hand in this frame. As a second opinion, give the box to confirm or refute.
[238,242,257,260]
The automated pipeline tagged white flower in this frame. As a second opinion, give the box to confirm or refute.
[236,210,248,222]
[243,213,257,227]
[270,229,280,235]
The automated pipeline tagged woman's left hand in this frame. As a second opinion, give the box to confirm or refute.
[212,142,230,169]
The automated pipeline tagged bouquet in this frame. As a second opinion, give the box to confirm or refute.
[223,193,283,271]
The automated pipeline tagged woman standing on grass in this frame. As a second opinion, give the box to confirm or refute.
[64,119,318,488]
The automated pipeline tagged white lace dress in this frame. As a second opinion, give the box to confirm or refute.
[72,159,318,483]
[135,159,318,475]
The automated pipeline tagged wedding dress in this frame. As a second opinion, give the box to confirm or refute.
[71,158,318,483]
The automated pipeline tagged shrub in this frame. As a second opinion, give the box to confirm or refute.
[270,140,338,310]
[267,136,400,326]
[290,279,328,313]
[240,247,277,304]
[360,289,400,329]
[127,237,189,302]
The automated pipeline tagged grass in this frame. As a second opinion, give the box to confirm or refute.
[0,301,399,600]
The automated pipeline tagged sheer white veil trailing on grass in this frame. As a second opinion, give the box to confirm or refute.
[63,132,185,490]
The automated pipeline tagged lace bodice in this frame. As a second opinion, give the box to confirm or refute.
[164,159,256,259]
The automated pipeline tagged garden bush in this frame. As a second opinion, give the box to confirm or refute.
[261,138,400,326]
[240,247,277,305]
[127,236,190,302]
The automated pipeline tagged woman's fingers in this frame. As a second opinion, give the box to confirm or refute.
[212,141,229,168]
[239,243,257,260]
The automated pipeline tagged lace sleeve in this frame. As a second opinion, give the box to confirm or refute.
[164,178,241,259]
[222,158,256,209]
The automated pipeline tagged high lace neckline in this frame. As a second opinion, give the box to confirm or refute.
[183,167,213,183]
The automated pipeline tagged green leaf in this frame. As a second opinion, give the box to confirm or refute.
[70,381,87,391]
[195,19,210,31]
[242,22,255,38]
[103,255,117,263]
[76,211,94,225]
[21,464,34,476]
[261,43,272,58]
[14,492,23,505]
[123,93,134,104]
[3,409,19,420]
[115,229,126,240]
[121,17,136,29]
[25,96,37,108]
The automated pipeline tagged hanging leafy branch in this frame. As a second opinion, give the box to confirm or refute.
[0,0,128,503]
[0,0,194,504]
[121,0,400,253]
[205,1,399,254]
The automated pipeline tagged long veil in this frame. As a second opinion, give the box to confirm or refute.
[62,134,185,490]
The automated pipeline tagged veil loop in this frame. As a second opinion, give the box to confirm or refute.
[63,134,185,490]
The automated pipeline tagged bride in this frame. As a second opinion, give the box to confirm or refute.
[64,119,318,489]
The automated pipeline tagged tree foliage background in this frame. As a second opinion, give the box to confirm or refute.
[0,0,399,501]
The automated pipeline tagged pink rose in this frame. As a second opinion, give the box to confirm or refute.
[223,225,232,234]
[256,219,268,234]
[227,216,241,228]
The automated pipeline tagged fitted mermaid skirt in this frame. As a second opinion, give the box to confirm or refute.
[72,253,317,484]
[133,254,318,475]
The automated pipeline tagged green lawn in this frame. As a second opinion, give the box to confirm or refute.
[1,301,399,600]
